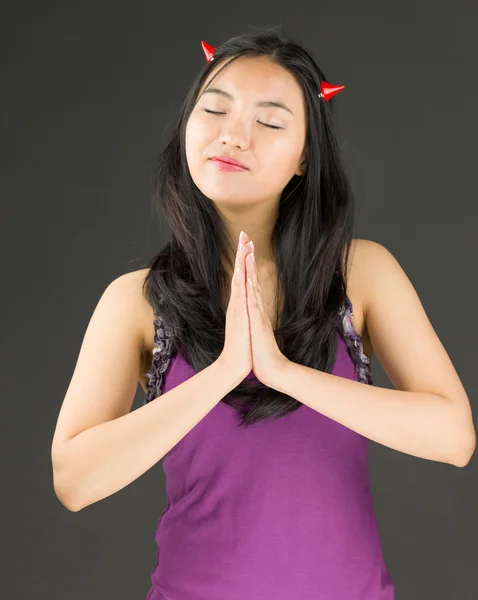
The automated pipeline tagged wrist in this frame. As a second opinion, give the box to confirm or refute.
[213,356,247,389]
[268,357,295,393]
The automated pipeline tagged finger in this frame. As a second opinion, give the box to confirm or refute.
[232,233,244,284]
[235,237,243,267]
[246,251,266,313]
[246,254,258,302]
[233,244,248,290]
[232,259,243,288]
[234,232,250,270]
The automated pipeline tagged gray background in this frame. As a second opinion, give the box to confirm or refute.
[2,1,476,598]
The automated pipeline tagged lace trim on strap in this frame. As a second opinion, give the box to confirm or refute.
[339,295,374,385]
[143,313,174,405]
[143,296,372,404]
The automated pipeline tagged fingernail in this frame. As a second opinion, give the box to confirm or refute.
[239,231,244,244]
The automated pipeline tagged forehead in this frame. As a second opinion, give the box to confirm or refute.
[197,56,305,114]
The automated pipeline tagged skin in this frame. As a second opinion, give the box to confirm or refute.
[138,57,372,390]
[185,55,307,282]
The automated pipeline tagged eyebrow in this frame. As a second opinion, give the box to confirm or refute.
[201,87,294,115]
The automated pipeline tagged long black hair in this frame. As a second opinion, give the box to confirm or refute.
[142,25,357,427]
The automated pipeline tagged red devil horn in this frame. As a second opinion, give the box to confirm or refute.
[320,81,346,101]
[201,40,216,63]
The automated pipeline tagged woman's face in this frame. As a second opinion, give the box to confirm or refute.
[185,56,307,209]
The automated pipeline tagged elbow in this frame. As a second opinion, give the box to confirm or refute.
[454,446,475,468]
[446,398,476,467]
[53,470,83,512]
[452,427,476,468]
[52,441,84,511]
[54,486,81,512]
[60,496,82,512]
[454,454,473,468]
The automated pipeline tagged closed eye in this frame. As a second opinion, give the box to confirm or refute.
[202,109,283,130]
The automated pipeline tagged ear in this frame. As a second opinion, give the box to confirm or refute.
[296,158,306,176]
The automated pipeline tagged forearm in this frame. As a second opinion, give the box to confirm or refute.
[272,361,472,466]
[54,359,241,512]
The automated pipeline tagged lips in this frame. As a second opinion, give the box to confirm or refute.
[209,155,248,169]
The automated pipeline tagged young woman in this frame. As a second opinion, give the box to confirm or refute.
[51,26,475,600]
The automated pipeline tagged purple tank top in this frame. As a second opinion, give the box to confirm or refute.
[143,296,395,599]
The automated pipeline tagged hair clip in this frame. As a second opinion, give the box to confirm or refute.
[200,40,345,102]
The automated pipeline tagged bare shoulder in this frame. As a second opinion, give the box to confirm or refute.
[51,268,155,461]
[349,240,475,465]
[343,238,375,360]
[121,267,157,393]
[345,238,418,361]
[122,267,155,353]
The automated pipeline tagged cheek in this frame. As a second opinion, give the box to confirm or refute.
[185,119,202,152]
[185,120,210,170]
[261,136,302,174]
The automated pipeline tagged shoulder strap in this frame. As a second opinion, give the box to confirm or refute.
[144,296,373,404]
[143,313,174,405]
[339,296,373,385]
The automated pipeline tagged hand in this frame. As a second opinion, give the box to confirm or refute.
[216,231,253,382]
[244,240,290,386]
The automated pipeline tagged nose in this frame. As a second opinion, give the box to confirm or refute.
[217,118,250,150]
